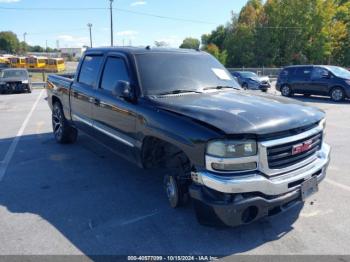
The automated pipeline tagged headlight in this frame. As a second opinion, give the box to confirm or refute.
[345,80,350,86]
[207,140,257,158]
[22,80,29,84]
[206,140,258,172]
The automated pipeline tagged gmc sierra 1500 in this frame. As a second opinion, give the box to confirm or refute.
[46,47,330,227]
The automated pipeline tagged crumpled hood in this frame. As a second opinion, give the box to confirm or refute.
[150,90,324,135]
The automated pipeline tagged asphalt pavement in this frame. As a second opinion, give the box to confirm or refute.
[0,89,350,259]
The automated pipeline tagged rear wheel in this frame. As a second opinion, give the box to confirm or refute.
[281,85,292,97]
[330,87,345,102]
[52,102,78,144]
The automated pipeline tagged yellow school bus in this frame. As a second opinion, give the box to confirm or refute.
[0,57,10,65]
[26,56,47,70]
[9,57,27,68]
[46,58,65,72]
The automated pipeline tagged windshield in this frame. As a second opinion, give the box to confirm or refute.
[1,70,28,78]
[325,66,350,79]
[239,72,258,78]
[135,52,240,95]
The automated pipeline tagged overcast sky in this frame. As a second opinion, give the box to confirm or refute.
[0,0,248,48]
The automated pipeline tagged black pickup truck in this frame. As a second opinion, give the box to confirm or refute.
[47,47,330,227]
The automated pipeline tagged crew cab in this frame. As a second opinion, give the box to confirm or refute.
[46,47,330,227]
[276,65,350,102]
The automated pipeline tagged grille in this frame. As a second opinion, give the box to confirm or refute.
[267,132,322,169]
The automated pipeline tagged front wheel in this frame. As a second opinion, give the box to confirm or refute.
[330,87,345,102]
[242,83,248,90]
[52,102,78,144]
[163,174,189,208]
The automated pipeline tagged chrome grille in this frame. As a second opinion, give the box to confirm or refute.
[267,132,322,169]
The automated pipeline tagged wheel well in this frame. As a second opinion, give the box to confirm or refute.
[141,136,192,174]
[51,95,61,107]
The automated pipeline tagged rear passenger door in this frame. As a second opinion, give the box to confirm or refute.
[71,54,103,133]
[291,67,313,93]
[309,67,331,95]
[92,54,138,162]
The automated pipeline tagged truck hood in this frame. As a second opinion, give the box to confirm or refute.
[149,90,324,135]
[1,77,28,82]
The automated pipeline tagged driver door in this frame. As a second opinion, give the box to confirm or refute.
[91,54,138,162]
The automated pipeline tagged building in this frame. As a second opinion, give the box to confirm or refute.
[59,47,86,59]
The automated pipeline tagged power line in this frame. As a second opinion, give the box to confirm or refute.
[0,6,216,25]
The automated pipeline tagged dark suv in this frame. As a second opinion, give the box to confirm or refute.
[276,65,350,102]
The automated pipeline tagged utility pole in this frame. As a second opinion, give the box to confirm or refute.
[110,0,114,46]
[46,40,48,52]
[23,32,27,44]
[87,23,93,48]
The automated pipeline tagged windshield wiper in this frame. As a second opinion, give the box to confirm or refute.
[203,85,240,91]
[157,89,203,96]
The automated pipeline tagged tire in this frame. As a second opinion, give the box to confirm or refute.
[163,153,191,208]
[163,173,189,208]
[27,85,32,93]
[242,83,248,90]
[281,84,292,97]
[52,102,78,144]
[330,87,345,102]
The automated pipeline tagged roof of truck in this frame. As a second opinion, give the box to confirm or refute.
[85,46,203,55]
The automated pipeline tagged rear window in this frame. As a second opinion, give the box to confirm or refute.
[78,55,103,87]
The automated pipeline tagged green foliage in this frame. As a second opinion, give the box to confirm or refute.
[179,37,200,49]
[200,0,350,67]
[0,31,59,55]
[204,43,227,65]
[0,31,20,53]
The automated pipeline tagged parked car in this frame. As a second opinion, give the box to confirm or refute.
[46,47,330,227]
[231,71,271,92]
[0,68,32,94]
[276,65,350,102]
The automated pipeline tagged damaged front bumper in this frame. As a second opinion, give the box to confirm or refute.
[190,143,331,227]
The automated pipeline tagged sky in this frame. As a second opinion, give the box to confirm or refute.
[0,0,248,49]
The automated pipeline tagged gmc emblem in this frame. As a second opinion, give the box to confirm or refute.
[292,139,313,155]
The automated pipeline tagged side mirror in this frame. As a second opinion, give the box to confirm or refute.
[29,74,33,78]
[112,80,133,101]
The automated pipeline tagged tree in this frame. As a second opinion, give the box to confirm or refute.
[204,43,227,65]
[179,37,200,49]
[0,31,20,53]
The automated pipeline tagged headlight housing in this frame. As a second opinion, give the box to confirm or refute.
[206,140,258,172]
[207,140,257,158]
[345,80,350,86]
[22,80,29,84]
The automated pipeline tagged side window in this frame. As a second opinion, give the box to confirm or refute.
[295,67,312,80]
[311,67,329,80]
[78,55,103,86]
[100,57,129,92]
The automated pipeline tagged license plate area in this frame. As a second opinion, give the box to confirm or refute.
[301,176,318,200]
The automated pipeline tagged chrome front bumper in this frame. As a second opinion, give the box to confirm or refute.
[192,142,330,196]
